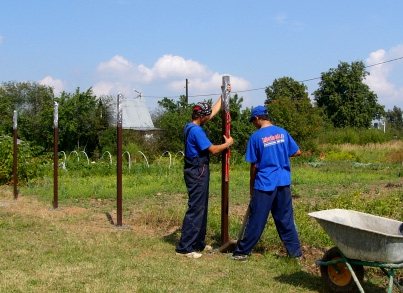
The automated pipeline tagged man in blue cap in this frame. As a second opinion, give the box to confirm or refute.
[176,88,234,259]
[232,105,302,261]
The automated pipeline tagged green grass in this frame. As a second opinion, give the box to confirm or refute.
[1,142,402,292]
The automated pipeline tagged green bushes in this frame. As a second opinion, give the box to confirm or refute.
[0,136,48,184]
[317,127,394,145]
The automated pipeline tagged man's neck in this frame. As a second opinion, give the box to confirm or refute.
[192,119,201,126]
[259,120,272,128]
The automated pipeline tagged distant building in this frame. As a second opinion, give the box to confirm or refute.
[111,95,158,131]
[121,96,155,130]
[372,117,385,132]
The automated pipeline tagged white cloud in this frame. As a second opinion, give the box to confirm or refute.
[96,55,153,83]
[39,75,64,95]
[153,55,210,79]
[93,54,251,100]
[365,44,403,110]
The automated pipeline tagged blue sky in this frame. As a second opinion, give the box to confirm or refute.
[1,0,402,111]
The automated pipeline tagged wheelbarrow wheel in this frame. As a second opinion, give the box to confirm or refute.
[320,247,364,293]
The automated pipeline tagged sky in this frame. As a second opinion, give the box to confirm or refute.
[1,0,403,112]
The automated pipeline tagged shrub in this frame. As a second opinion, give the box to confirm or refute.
[0,135,47,184]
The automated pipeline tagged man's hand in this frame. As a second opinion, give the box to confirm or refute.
[224,135,234,148]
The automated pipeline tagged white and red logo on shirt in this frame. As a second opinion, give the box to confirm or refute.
[261,134,285,147]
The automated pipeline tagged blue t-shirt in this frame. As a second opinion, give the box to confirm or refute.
[246,125,299,191]
[184,123,212,158]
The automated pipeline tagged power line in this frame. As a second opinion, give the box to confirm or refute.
[139,55,403,100]
[365,56,403,68]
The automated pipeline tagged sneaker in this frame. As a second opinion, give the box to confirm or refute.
[194,245,213,253]
[203,245,213,252]
[231,254,248,261]
[176,251,203,259]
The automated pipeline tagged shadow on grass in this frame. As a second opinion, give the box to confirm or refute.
[162,228,180,246]
[275,271,390,293]
[274,271,324,292]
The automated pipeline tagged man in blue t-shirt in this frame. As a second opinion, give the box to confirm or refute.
[176,89,234,259]
[232,105,302,261]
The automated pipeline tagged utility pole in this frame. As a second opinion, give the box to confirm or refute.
[185,78,188,104]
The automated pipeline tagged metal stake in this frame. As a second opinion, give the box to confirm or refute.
[13,110,18,199]
[221,75,231,246]
[53,102,59,209]
[116,94,123,226]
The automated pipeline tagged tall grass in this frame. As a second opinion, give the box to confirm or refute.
[317,127,395,145]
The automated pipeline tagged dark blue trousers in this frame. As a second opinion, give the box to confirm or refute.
[233,186,302,257]
[176,161,210,253]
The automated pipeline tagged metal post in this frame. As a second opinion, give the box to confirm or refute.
[116,93,123,226]
[53,102,59,209]
[13,110,18,199]
[221,76,231,245]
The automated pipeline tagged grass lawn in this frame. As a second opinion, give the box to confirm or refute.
[0,142,402,292]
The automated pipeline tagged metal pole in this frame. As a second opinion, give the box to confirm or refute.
[13,110,18,199]
[53,102,59,209]
[221,76,231,245]
[116,93,123,226]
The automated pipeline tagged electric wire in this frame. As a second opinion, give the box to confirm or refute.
[129,56,403,101]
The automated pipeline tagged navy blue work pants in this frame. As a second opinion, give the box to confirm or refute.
[234,186,302,257]
[176,162,210,253]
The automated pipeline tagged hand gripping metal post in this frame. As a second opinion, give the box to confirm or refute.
[219,76,237,252]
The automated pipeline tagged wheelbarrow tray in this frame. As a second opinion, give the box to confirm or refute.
[309,209,403,263]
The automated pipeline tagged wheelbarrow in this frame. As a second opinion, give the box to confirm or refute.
[309,209,403,293]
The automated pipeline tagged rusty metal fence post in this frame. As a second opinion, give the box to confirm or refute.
[221,75,231,246]
[13,110,18,199]
[116,93,123,226]
[53,101,59,209]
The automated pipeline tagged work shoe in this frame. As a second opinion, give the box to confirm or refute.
[176,251,202,259]
[231,254,248,261]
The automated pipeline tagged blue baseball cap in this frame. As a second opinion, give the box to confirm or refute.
[249,105,268,122]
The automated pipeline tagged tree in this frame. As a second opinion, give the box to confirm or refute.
[385,106,403,130]
[154,93,254,158]
[265,77,324,150]
[154,95,193,152]
[314,61,384,128]
[57,88,112,156]
[204,93,255,159]
[0,81,55,149]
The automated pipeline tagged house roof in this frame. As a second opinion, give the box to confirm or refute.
[120,97,155,130]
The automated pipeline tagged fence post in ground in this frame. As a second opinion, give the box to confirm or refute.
[13,110,18,199]
[116,93,123,226]
[220,75,232,250]
[53,102,59,209]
